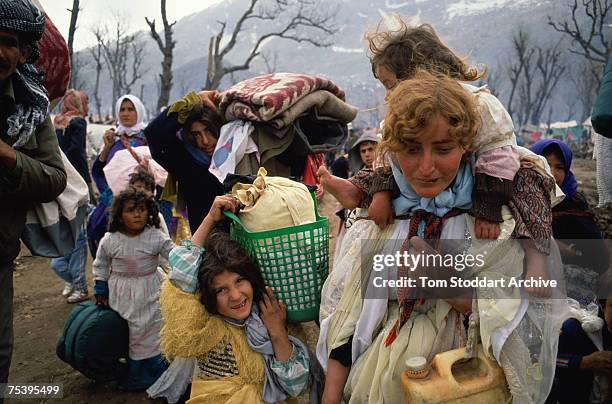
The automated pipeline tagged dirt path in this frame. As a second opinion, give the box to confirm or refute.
[7,159,609,403]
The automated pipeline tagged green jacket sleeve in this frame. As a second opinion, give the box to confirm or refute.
[592,55,612,138]
[0,116,67,202]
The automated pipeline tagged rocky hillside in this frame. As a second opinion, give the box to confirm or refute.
[76,0,585,125]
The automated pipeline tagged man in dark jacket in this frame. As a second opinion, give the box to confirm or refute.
[0,0,67,396]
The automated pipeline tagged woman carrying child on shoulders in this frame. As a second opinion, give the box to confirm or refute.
[321,16,561,297]
[317,70,568,404]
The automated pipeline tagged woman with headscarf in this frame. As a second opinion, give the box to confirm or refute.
[531,139,608,274]
[87,94,148,257]
[54,89,95,202]
[50,89,92,302]
[144,91,224,234]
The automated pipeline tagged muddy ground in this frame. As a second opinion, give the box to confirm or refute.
[6,158,611,403]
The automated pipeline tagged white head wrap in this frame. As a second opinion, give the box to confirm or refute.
[115,94,146,136]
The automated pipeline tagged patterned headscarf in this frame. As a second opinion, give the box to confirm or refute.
[115,94,147,136]
[0,0,44,62]
[0,0,49,149]
[53,89,88,129]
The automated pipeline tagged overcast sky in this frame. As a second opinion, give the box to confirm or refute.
[39,0,224,50]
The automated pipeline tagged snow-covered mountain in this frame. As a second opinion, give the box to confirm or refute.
[77,0,582,125]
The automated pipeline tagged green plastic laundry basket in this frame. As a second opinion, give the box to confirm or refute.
[223,193,329,322]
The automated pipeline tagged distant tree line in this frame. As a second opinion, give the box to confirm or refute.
[66,0,338,119]
[497,0,610,127]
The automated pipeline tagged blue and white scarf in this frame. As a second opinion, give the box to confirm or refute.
[225,305,324,403]
[391,157,474,218]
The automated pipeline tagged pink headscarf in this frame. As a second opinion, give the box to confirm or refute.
[53,89,89,129]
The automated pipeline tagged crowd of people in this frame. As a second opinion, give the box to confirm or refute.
[0,1,610,403]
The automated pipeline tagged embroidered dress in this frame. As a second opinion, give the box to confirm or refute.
[93,226,174,389]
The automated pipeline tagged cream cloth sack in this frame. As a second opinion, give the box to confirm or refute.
[231,167,315,232]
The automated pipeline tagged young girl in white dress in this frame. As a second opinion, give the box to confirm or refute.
[93,188,175,390]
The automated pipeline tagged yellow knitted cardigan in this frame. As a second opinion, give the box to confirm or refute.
[160,280,270,403]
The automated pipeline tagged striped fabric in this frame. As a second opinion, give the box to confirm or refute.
[270,344,311,397]
[197,338,239,379]
[167,240,203,293]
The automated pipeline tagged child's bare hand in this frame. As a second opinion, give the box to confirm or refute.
[207,195,240,223]
[259,287,287,338]
[368,191,394,229]
[95,294,109,306]
[474,217,500,239]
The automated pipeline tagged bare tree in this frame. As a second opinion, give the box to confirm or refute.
[546,0,610,122]
[178,78,190,96]
[67,0,80,88]
[548,0,611,71]
[69,53,90,91]
[260,49,279,74]
[564,88,579,121]
[121,38,147,95]
[93,15,148,115]
[503,29,566,126]
[570,60,603,121]
[545,105,554,134]
[88,43,104,121]
[145,0,176,110]
[527,40,567,124]
[476,66,502,97]
[204,0,338,90]
[504,29,534,127]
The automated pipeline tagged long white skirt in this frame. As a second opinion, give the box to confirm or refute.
[109,268,165,360]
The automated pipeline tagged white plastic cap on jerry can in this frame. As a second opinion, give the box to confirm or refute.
[405,356,429,379]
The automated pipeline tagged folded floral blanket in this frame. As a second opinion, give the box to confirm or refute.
[269,90,358,129]
[220,73,346,123]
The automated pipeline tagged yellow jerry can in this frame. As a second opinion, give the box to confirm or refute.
[402,345,511,403]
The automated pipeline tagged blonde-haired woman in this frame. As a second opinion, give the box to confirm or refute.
[317,71,568,404]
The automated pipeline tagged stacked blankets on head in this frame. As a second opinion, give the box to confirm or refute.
[209,73,358,183]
